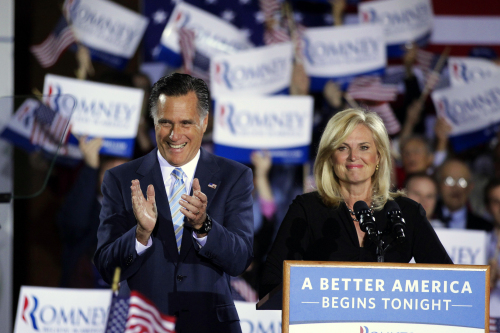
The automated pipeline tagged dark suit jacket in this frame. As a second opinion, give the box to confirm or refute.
[434,201,493,231]
[259,193,453,299]
[94,148,254,333]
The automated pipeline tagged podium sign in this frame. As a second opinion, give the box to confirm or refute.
[283,261,489,333]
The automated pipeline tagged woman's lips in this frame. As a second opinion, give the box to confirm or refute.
[346,164,363,169]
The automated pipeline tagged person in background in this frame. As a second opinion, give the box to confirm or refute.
[231,151,276,302]
[396,117,451,188]
[405,173,442,228]
[57,137,128,288]
[484,178,500,317]
[434,158,492,231]
[259,108,452,299]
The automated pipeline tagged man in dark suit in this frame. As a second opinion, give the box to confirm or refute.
[94,73,254,333]
[434,158,492,231]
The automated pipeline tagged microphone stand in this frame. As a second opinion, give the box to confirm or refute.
[375,233,397,262]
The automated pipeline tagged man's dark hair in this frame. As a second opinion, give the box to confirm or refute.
[149,73,210,124]
[400,135,433,155]
[404,172,438,190]
[484,178,500,207]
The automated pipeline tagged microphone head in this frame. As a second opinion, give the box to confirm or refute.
[354,200,370,212]
[385,200,400,212]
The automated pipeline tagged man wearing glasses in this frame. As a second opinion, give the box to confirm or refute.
[434,158,492,231]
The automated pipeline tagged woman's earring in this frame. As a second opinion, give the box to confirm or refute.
[376,164,379,171]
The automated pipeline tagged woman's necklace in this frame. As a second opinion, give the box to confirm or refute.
[347,202,374,222]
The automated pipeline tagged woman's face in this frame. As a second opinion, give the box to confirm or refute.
[332,124,380,187]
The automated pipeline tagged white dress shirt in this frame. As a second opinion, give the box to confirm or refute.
[136,149,207,255]
[442,206,467,229]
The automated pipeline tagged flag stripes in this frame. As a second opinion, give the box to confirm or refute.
[124,292,176,333]
[347,76,398,102]
[30,17,76,68]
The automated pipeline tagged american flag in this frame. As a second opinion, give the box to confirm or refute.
[125,291,176,333]
[347,76,398,102]
[30,16,76,68]
[30,103,71,147]
[105,294,130,333]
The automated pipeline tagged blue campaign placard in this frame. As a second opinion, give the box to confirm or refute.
[288,266,486,329]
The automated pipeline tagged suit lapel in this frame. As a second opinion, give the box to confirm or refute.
[179,148,221,262]
[137,148,179,264]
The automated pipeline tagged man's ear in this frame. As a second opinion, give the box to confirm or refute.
[202,115,208,133]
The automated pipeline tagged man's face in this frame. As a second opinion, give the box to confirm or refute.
[155,92,208,167]
[406,177,437,219]
[488,186,500,227]
[439,161,472,212]
[402,139,433,174]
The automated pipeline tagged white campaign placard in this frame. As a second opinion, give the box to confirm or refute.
[431,75,500,137]
[159,2,252,64]
[359,0,434,46]
[43,74,144,157]
[434,229,488,265]
[14,286,112,333]
[301,24,386,91]
[448,57,500,87]
[213,95,313,164]
[65,0,149,58]
[210,42,293,97]
[302,24,385,77]
[235,302,281,333]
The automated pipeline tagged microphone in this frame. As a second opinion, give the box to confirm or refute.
[353,201,378,242]
[385,200,406,244]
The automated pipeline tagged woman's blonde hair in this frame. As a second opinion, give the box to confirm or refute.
[313,108,401,210]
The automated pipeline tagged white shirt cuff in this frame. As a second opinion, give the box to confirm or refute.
[136,237,152,255]
[192,231,207,248]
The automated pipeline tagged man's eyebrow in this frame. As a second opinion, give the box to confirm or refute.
[158,119,172,123]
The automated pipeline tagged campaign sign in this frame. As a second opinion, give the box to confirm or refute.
[285,261,488,333]
[301,24,386,92]
[156,2,253,68]
[14,286,112,333]
[449,57,500,87]
[213,96,313,164]
[65,0,149,69]
[235,301,282,333]
[43,74,144,158]
[210,42,293,98]
[359,0,434,58]
[431,75,500,152]
[435,229,488,265]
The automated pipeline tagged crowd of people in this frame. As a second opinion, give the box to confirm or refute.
[13,2,500,330]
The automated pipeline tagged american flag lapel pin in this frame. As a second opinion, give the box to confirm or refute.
[208,183,217,189]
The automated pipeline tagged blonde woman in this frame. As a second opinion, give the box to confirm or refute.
[259,109,452,298]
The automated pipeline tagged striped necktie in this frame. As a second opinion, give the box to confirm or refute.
[169,168,186,253]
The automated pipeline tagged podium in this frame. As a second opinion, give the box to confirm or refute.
[257,260,490,333]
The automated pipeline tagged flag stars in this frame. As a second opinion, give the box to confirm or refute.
[152,10,168,25]
[293,12,303,23]
[239,0,251,4]
[205,0,218,4]
[254,11,265,24]
[221,10,236,22]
